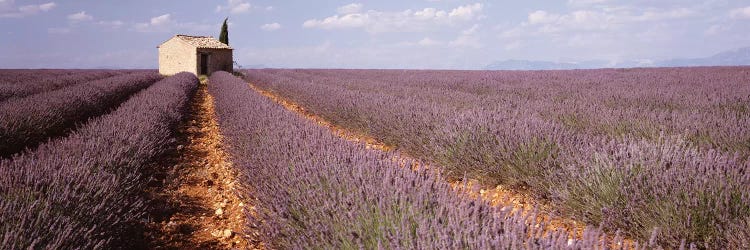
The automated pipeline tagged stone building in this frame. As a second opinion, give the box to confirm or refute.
[158,34,233,76]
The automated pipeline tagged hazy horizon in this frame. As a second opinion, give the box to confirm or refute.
[2,0,749,69]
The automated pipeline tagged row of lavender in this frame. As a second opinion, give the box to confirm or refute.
[208,71,647,249]
[244,68,750,248]
[0,72,198,248]
[258,67,749,154]
[0,69,150,102]
[0,71,163,157]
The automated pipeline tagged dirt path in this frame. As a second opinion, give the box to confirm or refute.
[143,81,262,249]
[247,83,602,243]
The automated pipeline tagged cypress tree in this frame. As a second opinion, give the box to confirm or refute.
[219,17,229,45]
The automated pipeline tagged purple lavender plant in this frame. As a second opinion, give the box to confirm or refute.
[208,71,642,249]
[0,71,163,157]
[0,72,197,249]
[242,67,750,248]
[0,69,146,102]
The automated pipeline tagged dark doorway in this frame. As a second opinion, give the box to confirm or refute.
[200,53,208,75]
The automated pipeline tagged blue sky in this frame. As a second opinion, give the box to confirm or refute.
[1,0,749,69]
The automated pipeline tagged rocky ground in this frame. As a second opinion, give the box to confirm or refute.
[143,81,262,249]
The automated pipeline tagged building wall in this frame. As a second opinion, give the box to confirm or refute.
[158,38,197,75]
[197,48,233,75]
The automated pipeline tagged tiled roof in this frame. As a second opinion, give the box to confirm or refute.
[175,35,233,49]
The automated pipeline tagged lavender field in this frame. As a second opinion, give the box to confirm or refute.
[244,67,750,248]
[210,71,634,249]
[0,69,150,102]
[7,0,750,248]
[0,71,163,157]
[1,68,747,249]
[0,71,198,248]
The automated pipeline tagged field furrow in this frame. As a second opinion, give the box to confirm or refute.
[143,78,259,249]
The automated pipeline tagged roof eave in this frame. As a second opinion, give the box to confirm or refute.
[196,47,234,50]
[157,34,234,50]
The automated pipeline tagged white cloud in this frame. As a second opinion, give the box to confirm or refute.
[216,0,251,14]
[231,3,251,13]
[527,10,558,25]
[39,2,55,11]
[302,13,366,29]
[463,24,479,35]
[730,6,750,19]
[67,11,93,22]
[0,1,56,18]
[265,6,274,11]
[499,26,523,39]
[520,7,696,35]
[451,25,482,48]
[260,22,281,31]
[414,8,446,20]
[236,39,491,69]
[449,35,481,48]
[704,24,732,36]
[337,3,362,14]
[417,37,441,46]
[495,3,716,62]
[567,0,607,6]
[448,3,482,20]
[398,25,481,48]
[303,3,484,33]
[524,10,612,34]
[632,8,695,22]
[133,14,169,32]
[132,14,212,33]
[150,14,171,25]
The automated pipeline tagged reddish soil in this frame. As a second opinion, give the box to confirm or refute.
[248,83,632,245]
[143,81,263,249]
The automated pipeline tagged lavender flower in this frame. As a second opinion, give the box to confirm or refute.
[0,72,197,249]
[209,71,642,249]
[242,67,750,248]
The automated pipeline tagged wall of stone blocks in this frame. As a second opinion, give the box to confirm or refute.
[197,48,234,75]
[158,38,198,76]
